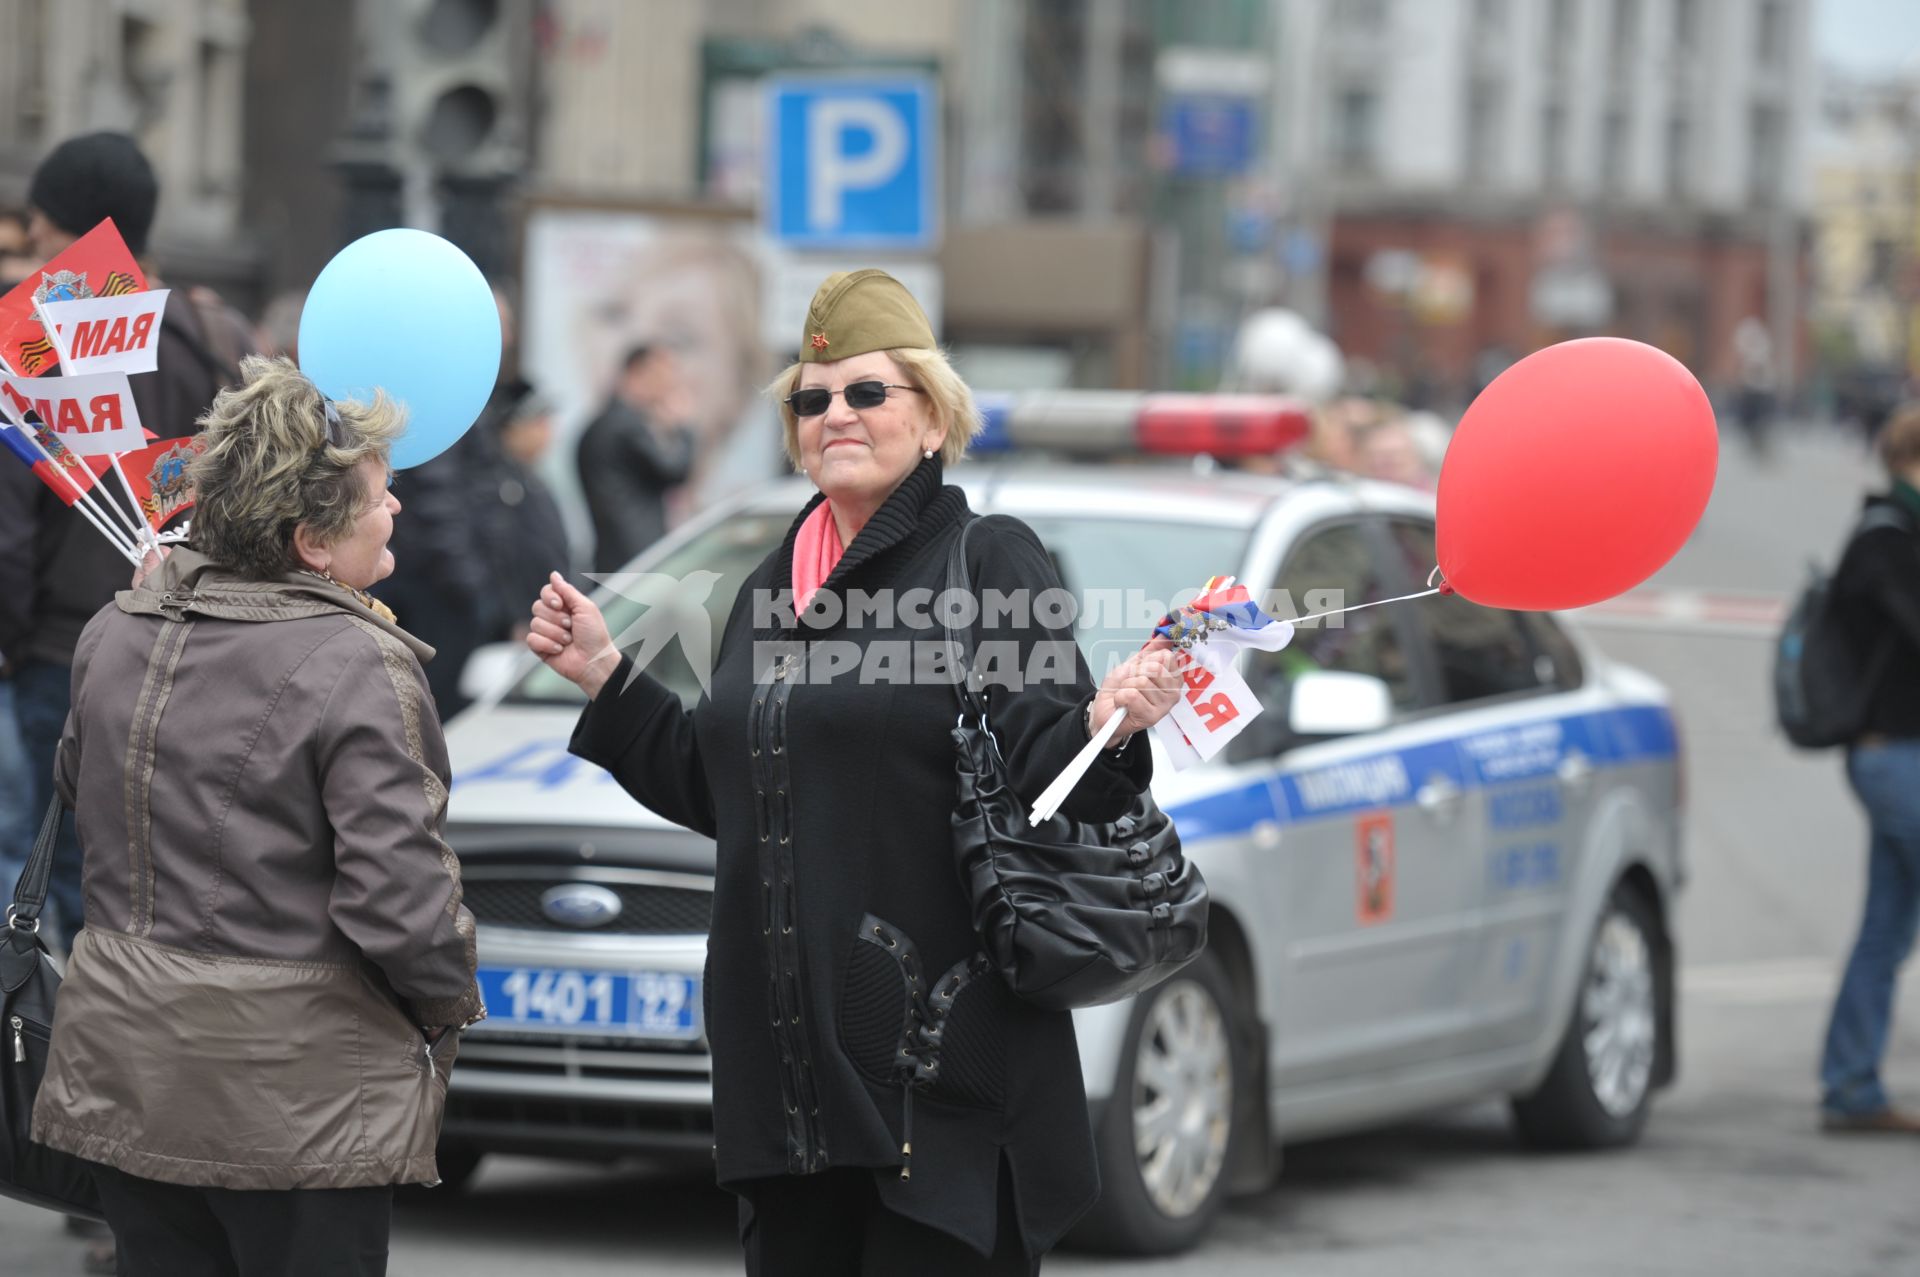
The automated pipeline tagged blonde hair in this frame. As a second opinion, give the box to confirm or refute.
[766,346,983,471]
[188,355,404,580]
[1880,402,1920,478]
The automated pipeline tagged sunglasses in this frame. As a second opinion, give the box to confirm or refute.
[320,396,346,448]
[784,380,922,417]
[319,396,396,489]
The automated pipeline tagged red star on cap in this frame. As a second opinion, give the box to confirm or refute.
[811,333,830,350]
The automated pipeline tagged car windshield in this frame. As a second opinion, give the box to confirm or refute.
[506,509,1249,705]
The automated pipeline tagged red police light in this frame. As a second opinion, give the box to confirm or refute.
[1135,395,1312,457]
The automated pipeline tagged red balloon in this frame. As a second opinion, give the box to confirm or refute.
[1436,337,1717,611]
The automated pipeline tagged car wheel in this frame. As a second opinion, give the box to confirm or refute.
[1072,952,1240,1255]
[1512,882,1663,1149]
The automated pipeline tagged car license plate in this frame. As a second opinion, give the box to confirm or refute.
[476,966,700,1041]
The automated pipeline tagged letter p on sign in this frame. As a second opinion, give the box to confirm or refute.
[766,76,938,251]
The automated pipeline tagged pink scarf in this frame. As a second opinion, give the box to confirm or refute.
[792,500,843,614]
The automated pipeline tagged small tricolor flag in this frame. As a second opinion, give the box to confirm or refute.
[1150,576,1295,771]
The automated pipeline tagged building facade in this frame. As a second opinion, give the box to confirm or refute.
[0,0,253,294]
[1809,71,1919,393]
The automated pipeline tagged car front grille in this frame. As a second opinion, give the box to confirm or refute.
[460,870,712,935]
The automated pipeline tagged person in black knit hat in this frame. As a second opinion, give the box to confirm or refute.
[24,131,159,257]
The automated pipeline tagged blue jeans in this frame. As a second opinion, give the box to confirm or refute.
[1821,740,1920,1115]
[0,678,34,897]
[11,660,84,942]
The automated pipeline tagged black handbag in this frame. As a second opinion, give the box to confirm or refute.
[1,797,104,1220]
[945,518,1208,1011]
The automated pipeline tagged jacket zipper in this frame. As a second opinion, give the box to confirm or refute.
[10,1015,24,1063]
[768,653,824,1168]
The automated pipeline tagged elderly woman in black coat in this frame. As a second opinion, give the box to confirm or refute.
[527,271,1181,1275]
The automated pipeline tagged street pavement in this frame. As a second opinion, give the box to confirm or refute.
[6,426,1918,1275]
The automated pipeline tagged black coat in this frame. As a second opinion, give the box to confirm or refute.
[570,456,1151,1257]
[471,445,573,643]
[1834,490,1920,738]
[575,397,693,572]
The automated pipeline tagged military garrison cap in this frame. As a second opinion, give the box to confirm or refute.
[797,269,936,363]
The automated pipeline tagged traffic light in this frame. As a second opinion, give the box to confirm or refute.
[402,0,521,174]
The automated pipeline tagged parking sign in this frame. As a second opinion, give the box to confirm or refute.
[765,75,939,251]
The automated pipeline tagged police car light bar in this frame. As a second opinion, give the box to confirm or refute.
[970,391,1310,459]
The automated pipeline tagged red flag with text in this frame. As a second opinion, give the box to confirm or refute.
[0,219,146,376]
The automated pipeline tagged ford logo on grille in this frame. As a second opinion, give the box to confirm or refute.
[540,884,623,928]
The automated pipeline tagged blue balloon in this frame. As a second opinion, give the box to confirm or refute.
[298,229,501,470]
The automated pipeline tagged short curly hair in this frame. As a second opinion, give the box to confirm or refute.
[766,345,983,472]
[188,356,403,580]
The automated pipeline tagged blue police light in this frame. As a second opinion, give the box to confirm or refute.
[972,393,1014,452]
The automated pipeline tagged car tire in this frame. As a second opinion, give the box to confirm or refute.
[1070,952,1241,1256]
[1511,881,1663,1150]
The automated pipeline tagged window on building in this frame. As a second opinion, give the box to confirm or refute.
[1333,86,1381,174]
[1601,108,1628,189]
[1474,0,1506,30]
[1757,0,1785,69]
[1612,0,1640,72]
[1665,113,1691,200]
[1335,0,1392,33]
[1541,101,1568,189]
[1673,0,1699,50]
[1749,102,1783,205]
[1465,80,1501,183]
[1545,0,1577,67]
[1870,239,1898,289]
[1019,0,1089,214]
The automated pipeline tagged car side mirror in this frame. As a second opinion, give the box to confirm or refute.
[459,641,527,705]
[1288,670,1394,738]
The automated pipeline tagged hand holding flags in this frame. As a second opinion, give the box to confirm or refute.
[1028,577,1297,825]
[1149,576,1295,772]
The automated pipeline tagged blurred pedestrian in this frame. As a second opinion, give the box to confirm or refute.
[0,643,29,894]
[33,358,484,1274]
[1732,316,1778,460]
[1818,402,1920,1135]
[0,131,245,950]
[577,343,695,572]
[254,288,307,361]
[1354,415,1436,490]
[373,286,517,719]
[0,205,33,286]
[473,380,572,642]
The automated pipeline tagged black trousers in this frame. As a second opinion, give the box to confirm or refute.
[90,1164,392,1277]
[740,1164,1039,1277]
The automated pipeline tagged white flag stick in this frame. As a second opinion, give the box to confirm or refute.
[1029,708,1127,827]
[0,383,142,560]
[31,296,155,550]
[0,424,141,562]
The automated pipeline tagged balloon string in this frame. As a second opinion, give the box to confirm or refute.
[1292,587,1442,626]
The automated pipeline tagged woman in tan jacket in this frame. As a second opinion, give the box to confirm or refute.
[32,357,484,1276]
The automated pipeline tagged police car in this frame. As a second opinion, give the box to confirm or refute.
[434,393,1683,1255]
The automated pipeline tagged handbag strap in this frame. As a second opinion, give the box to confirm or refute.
[943,516,987,720]
[8,795,63,933]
